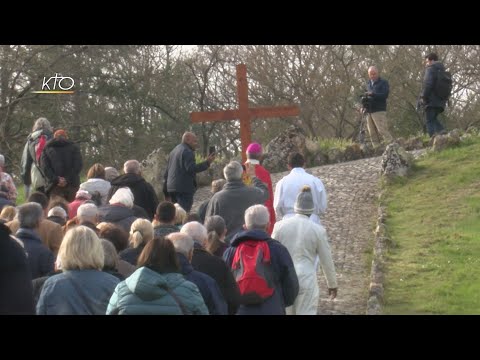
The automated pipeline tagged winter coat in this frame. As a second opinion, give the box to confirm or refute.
[108,173,158,220]
[7,218,63,255]
[366,76,389,113]
[0,226,35,314]
[421,61,448,110]
[106,266,208,315]
[164,143,210,195]
[223,229,299,315]
[177,253,228,315]
[20,129,53,188]
[15,228,55,280]
[98,204,137,232]
[272,214,337,315]
[206,178,268,244]
[40,138,83,194]
[79,178,111,206]
[37,269,120,315]
[191,242,241,315]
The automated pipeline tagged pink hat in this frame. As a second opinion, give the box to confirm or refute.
[246,142,262,154]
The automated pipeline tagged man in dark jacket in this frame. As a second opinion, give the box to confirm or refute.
[40,129,83,202]
[420,52,448,137]
[108,160,158,220]
[163,132,215,213]
[168,232,228,315]
[363,66,393,147]
[0,223,35,314]
[206,161,268,244]
[223,204,299,315]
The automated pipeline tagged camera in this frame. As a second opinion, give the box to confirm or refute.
[360,93,371,109]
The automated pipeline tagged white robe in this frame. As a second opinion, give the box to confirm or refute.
[272,214,337,315]
[273,167,327,225]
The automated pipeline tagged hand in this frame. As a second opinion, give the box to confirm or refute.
[207,152,216,164]
[328,288,338,300]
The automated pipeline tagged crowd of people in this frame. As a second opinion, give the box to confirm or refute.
[0,53,451,315]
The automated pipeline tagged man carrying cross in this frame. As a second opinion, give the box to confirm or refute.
[163,132,215,213]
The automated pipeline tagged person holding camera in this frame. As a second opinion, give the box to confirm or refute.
[363,66,393,147]
[163,132,215,213]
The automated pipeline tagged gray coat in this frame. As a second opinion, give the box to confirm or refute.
[421,61,448,110]
[206,177,268,244]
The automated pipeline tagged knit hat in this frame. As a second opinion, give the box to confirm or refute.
[75,189,92,200]
[294,186,315,215]
[246,142,262,154]
[54,129,68,139]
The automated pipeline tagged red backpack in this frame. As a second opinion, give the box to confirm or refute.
[232,240,275,304]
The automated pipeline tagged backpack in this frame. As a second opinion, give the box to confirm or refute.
[434,68,453,100]
[232,240,275,304]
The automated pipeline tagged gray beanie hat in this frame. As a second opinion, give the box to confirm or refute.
[294,185,315,215]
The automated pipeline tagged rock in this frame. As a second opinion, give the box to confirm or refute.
[141,148,168,202]
[263,125,306,173]
[195,159,229,187]
[343,143,363,161]
[381,143,412,178]
[327,148,344,164]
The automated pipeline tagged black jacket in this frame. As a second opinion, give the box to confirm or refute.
[191,242,241,315]
[15,228,55,280]
[98,205,137,233]
[40,138,83,193]
[108,173,158,220]
[366,77,389,113]
[0,224,35,314]
[421,61,448,110]
[164,143,210,195]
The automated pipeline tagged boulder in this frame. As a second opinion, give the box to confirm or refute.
[263,125,306,173]
[381,143,412,178]
[141,148,168,202]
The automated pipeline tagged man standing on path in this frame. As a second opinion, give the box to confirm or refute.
[274,152,327,225]
[163,132,215,213]
[364,66,393,146]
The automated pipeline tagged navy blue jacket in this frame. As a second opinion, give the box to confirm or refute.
[0,225,35,314]
[177,253,228,315]
[98,205,137,233]
[421,61,448,110]
[164,143,210,195]
[367,77,389,113]
[15,228,55,280]
[223,229,299,315]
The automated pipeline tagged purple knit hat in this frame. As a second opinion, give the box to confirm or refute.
[246,142,262,154]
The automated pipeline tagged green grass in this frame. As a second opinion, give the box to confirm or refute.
[318,138,355,152]
[383,137,480,314]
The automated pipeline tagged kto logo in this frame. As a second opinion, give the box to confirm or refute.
[32,73,75,94]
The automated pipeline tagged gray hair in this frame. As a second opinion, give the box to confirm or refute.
[77,203,98,223]
[47,206,67,219]
[223,161,243,181]
[0,154,4,167]
[109,187,134,209]
[167,232,194,257]
[101,239,118,270]
[205,215,226,236]
[17,202,44,229]
[245,204,270,230]
[32,117,52,132]
[123,160,141,175]
[180,221,207,244]
[104,167,119,182]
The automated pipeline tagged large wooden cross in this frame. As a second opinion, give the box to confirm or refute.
[190,64,300,163]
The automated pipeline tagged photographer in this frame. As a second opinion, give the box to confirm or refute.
[363,66,393,146]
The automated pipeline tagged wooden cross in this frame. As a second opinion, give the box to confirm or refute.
[190,64,300,163]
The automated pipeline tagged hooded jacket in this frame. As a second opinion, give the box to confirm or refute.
[421,61,448,110]
[106,266,208,315]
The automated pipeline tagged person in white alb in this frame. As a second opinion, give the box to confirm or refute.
[274,152,327,225]
[272,185,337,315]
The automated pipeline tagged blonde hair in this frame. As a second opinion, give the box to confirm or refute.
[0,205,16,222]
[129,218,154,248]
[174,203,187,225]
[58,226,104,271]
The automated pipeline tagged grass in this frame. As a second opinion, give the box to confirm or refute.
[382,137,480,314]
[318,138,355,152]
